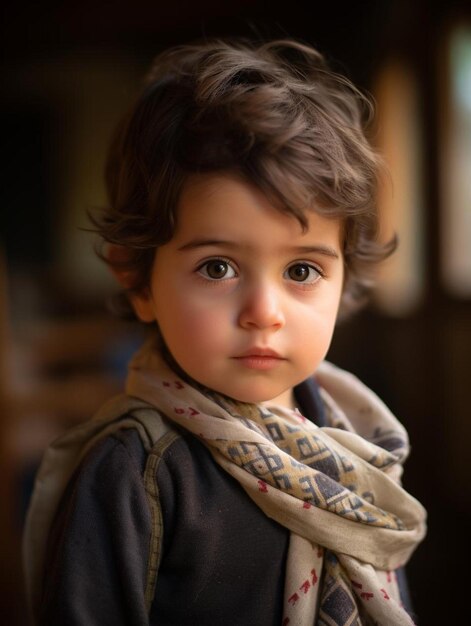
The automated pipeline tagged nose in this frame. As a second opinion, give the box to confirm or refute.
[238,282,285,331]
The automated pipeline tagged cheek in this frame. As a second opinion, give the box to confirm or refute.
[157,293,228,350]
[290,294,340,354]
[293,290,340,327]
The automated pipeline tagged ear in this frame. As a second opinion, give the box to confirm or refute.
[106,244,156,323]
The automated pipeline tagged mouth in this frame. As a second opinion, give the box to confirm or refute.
[232,347,285,370]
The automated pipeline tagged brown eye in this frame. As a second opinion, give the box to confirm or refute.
[286,263,321,283]
[207,260,228,279]
[198,259,236,280]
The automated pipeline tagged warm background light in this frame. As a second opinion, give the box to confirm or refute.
[373,61,424,315]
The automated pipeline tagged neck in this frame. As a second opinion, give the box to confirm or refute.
[261,387,296,411]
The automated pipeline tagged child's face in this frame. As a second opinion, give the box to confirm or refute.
[132,172,344,408]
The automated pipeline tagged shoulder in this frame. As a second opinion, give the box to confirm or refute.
[315,360,372,394]
[71,421,208,502]
[40,427,162,624]
[314,360,399,427]
[55,428,152,529]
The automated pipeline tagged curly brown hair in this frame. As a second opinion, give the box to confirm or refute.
[92,38,394,318]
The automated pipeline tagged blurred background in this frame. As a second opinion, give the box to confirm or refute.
[1,1,470,624]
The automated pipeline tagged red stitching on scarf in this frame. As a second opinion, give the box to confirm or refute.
[257,480,268,493]
[288,592,299,605]
[174,406,199,416]
[163,380,184,389]
[360,592,374,600]
[299,580,310,594]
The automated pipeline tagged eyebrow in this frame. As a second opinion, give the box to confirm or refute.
[177,239,340,259]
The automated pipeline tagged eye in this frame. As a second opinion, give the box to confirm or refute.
[198,259,237,280]
[285,263,322,284]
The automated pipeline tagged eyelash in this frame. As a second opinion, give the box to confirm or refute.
[196,258,326,286]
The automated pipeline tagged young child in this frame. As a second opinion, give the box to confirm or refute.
[23,39,427,625]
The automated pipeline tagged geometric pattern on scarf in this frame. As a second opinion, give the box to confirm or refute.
[126,337,427,626]
[318,553,362,626]
[204,396,406,530]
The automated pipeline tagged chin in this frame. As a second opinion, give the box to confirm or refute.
[220,385,282,405]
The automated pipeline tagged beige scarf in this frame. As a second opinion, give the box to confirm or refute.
[126,337,426,625]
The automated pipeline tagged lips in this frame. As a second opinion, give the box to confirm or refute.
[232,347,285,371]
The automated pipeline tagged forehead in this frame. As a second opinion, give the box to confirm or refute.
[173,172,342,250]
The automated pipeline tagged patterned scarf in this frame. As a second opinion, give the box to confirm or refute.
[126,337,426,625]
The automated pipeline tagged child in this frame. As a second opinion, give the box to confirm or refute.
[23,38,427,625]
